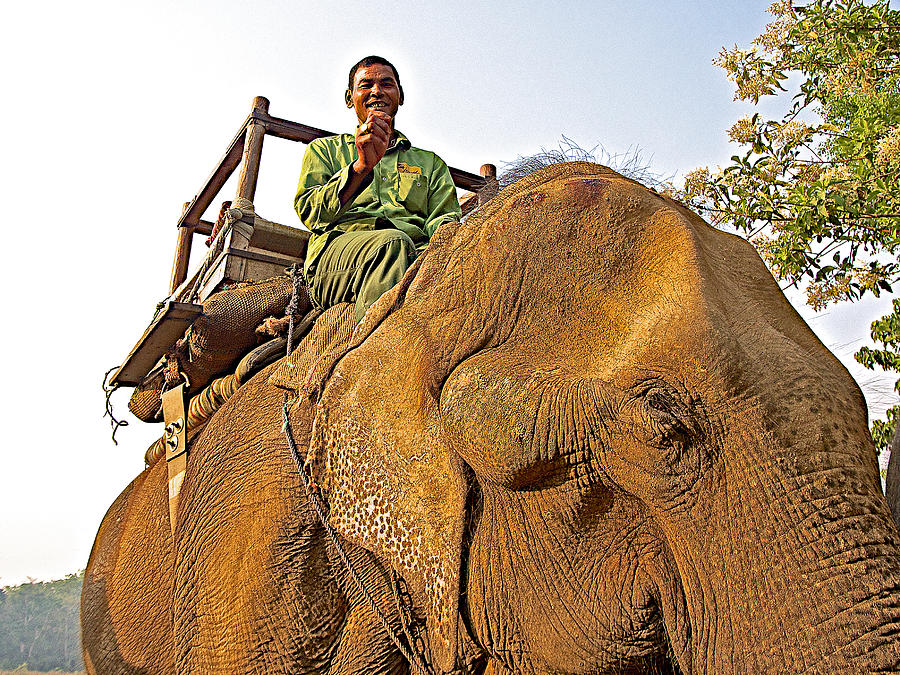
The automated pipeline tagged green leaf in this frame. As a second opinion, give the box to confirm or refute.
[694,0,900,444]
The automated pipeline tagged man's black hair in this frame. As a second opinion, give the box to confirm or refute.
[348,55,402,91]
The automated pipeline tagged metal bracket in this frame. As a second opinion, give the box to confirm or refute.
[163,383,188,534]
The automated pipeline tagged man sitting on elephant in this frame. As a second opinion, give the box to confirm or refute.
[295,55,462,323]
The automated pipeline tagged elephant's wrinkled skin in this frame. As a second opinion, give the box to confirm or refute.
[84,163,900,674]
[83,361,411,674]
[81,455,175,674]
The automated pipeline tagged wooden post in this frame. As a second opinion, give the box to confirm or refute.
[169,202,193,294]
[887,425,900,531]
[478,163,499,205]
[236,96,269,202]
[199,96,270,297]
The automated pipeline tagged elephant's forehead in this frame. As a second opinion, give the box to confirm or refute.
[455,166,710,307]
[440,167,713,351]
[389,163,851,394]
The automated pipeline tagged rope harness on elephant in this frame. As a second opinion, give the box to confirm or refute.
[280,264,433,675]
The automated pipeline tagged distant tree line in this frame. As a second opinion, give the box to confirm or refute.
[0,572,83,672]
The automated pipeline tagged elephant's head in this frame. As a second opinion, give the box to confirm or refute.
[304,163,900,673]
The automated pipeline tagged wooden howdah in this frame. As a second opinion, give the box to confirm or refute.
[109,97,496,390]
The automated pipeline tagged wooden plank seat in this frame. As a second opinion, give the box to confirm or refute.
[113,302,204,387]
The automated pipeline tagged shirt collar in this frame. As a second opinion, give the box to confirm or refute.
[389,129,411,153]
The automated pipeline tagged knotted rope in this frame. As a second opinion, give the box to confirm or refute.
[102,366,129,445]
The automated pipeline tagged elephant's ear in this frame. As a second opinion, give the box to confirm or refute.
[308,341,468,672]
[304,242,432,399]
[306,230,470,672]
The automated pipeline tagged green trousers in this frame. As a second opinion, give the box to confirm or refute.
[306,229,418,323]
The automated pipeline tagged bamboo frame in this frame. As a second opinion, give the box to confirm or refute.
[168,97,493,293]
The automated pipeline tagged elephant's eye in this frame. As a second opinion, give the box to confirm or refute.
[641,388,691,446]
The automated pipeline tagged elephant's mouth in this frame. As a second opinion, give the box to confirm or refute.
[646,611,686,675]
[455,475,689,675]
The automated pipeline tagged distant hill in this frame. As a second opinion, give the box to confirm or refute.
[0,572,83,672]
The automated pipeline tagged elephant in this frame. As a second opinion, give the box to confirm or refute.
[83,162,900,674]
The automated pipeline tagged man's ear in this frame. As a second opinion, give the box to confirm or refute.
[344,88,353,108]
[398,85,404,106]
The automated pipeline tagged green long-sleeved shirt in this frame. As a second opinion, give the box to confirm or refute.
[294,131,461,272]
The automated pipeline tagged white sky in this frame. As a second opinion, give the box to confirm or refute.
[0,0,894,586]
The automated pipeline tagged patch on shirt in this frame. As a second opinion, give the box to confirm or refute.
[397,162,423,175]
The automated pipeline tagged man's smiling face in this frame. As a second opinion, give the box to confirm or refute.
[346,63,403,125]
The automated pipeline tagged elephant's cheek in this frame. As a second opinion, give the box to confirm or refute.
[440,358,604,490]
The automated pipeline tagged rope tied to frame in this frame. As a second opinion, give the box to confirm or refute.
[163,336,192,388]
[102,367,129,445]
[184,201,253,304]
[102,298,177,444]
[205,201,232,247]
[280,264,433,675]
